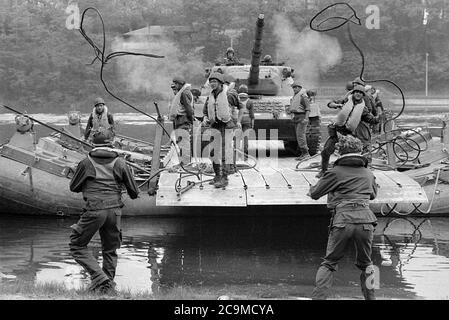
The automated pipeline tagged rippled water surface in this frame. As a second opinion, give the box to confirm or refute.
[1,214,449,299]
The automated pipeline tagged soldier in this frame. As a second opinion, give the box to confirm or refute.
[307,89,320,126]
[69,130,139,294]
[289,81,311,161]
[280,68,294,96]
[169,76,194,130]
[308,134,378,300]
[191,88,202,121]
[168,76,194,165]
[306,89,322,156]
[317,84,381,178]
[84,97,115,142]
[261,54,274,66]
[223,47,240,65]
[365,85,384,134]
[352,77,377,117]
[224,74,241,173]
[202,72,243,188]
[237,84,255,160]
[223,74,239,124]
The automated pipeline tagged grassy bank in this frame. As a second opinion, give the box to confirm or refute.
[0,279,422,300]
[0,280,151,300]
[0,279,248,300]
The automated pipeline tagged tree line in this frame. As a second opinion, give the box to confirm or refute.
[0,0,448,114]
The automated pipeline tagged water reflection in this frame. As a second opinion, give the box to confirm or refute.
[374,217,449,299]
[1,214,449,299]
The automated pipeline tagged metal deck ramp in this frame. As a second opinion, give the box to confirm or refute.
[156,164,428,207]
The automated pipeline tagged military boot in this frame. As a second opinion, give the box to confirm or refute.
[295,149,311,162]
[214,167,229,189]
[209,163,221,185]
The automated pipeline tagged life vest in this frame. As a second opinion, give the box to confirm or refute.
[207,86,231,122]
[169,83,193,119]
[91,105,111,131]
[289,92,308,113]
[309,101,321,118]
[335,95,365,133]
[240,99,250,116]
[83,152,122,199]
[280,77,294,96]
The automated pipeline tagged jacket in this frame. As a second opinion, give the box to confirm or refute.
[84,111,114,140]
[240,99,255,125]
[70,148,139,210]
[309,154,378,225]
[329,95,379,144]
[289,92,310,114]
[169,84,194,122]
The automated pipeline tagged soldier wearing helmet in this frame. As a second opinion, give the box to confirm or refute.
[317,82,383,178]
[289,81,311,161]
[202,72,244,188]
[280,68,294,95]
[169,75,194,165]
[237,84,254,161]
[261,54,274,66]
[169,76,194,130]
[84,97,115,142]
[223,47,240,66]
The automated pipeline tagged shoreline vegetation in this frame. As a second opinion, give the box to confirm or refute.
[0,279,431,300]
[0,279,219,300]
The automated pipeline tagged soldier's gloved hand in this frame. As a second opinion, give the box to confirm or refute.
[237,122,242,130]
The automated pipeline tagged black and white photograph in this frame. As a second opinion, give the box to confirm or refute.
[1,0,449,310]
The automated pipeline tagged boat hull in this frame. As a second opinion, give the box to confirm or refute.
[0,156,183,216]
[1,153,432,217]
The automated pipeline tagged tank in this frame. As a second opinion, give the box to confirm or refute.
[195,14,321,155]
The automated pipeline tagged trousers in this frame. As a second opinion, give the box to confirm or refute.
[293,113,309,154]
[209,121,235,176]
[69,207,122,286]
[312,223,375,300]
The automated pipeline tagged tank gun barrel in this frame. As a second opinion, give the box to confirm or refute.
[248,13,264,86]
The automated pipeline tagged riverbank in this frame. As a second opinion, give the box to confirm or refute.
[0,279,423,300]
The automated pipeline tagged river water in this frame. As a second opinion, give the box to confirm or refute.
[1,110,449,299]
[1,214,449,299]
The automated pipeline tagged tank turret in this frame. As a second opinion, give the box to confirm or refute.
[195,15,320,156]
[201,13,294,97]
